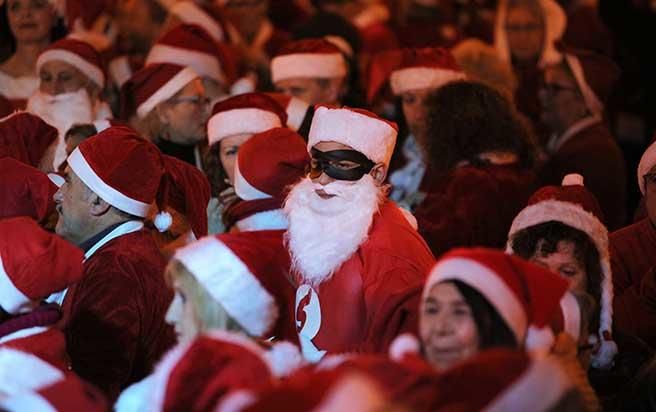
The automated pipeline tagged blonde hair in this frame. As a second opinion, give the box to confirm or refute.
[165,259,245,334]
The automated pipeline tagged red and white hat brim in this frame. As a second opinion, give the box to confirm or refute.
[207,108,282,145]
[390,67,466,95]
[146,44,226,84]
[0,348,64,396]
[137,66,199,118]
[37,49,105,88]
[271,53,347,83]
[169,1,224,42]
[0,256,32,315]
[234,161,273,201]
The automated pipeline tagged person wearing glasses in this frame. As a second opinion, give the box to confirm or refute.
[121,63,210,168]
[283,105,435,362]
[538,47,626,230]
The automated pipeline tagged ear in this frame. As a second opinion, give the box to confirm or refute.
[89,193,112,216]
[155,103,172,125]
[369,163,387,185]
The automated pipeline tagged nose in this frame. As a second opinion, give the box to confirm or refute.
[316,172,333,186]
[165,295,181,326]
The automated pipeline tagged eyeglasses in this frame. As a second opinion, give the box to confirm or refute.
[541,82,579,95]
[168,95,210,107]
[644,172,656,189]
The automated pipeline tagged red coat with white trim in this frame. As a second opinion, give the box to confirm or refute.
[1,327,70,372]
[291,200,434,361]
[61,229,175,401]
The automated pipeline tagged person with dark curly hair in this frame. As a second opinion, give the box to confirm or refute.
[413,80,537,257]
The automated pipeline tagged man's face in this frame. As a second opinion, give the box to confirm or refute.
[401,88,432,147]
[309,141,377,195]
[644,166,656,225]
[53,167,95,246]
[276,77,342,106]
[39,60,92,96]
[539,64,586,133]
[219,133,253,185]
[159,79,210,145]
[505,5,545,62]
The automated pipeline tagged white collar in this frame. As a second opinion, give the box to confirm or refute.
[85,220,144,260]
[0,326,49,345]
[235,209,288,232]
[547,115,602,154]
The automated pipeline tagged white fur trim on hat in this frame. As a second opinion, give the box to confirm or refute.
[308,106,397,165]
[390,67,466,95]
[68,148,152,217]
[315,373,386,412]
[234,161,272,201]
[214,389,257,412]
[285,96,309,131]
[264,341,305,377]
[207,108,282,145]
[637,141,656,194]
[271,53,347,83]
[425,257,528,343]
[0,257,33,315]
[564,53,604,117]
[0,392,56,412]
[324,35,353,57]
[484,355,572,412]
[174,237,279,337]
[37,49,105,88]
[169,1,224,41]
[146,44,226,84]
[0,348,64,396]
[525,325,555,355]
[388,333,421,362]
[235,209,289,232]
[137,66,199,118]
[148,339,194,412]
[560,292,581,342]
[109,56,132,87]
[93,119,111,133]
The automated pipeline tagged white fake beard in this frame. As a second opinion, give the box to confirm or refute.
[27,89,94,169]
[283,175,384,287]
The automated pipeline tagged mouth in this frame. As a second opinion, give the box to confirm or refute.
[19,22,38,29]
[315,189,336,199]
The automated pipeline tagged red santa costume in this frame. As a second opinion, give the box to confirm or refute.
[26,38,112,171]
[0,71,38,112]
[540,47,626,230]
[0,157,57,223]
[0,217,83,374]
[65,0,117,53]
[167,1,227,42]
[0,111,58,168]
[507,174,618,369]
[58,127,176,400]
[284,106,435,362]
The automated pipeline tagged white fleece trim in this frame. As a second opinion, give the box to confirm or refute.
[564,53,604,117]
[425,257,528,343]
[285,96,309,131]
[234,161,272,201]
[37,49,105,87]
[560,292,581,342]
[0,392,56,412]
[271,53,347,83]
[315,373,385,412]
[137,66,198,118]
[109,56,132,87]
[0,348,64,395]
[390,67,466,95]
[170,1,224,42]
[0,326,49,344]
[174,237,278,337]
[68,148,151,217]
[146,44,226,84]
[214,389,257,412]
[484,355,571,412]
[149,340,194,412]
[236,209,288,232]
[204,330,273,374]
[638,141,656,194]
[207,108,282,145]
[0,257,33,315]
[308,106,397,165]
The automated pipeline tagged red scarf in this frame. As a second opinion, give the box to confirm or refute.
[223,197,283,230]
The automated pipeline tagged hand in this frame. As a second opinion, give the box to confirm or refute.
[206,197,225,235]
[218,187,239,208]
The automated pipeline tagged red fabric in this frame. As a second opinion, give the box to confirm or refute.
[540,122,627,230]
[358,23,399,55]
[0,112,58,167]
[0,304,60,341]
[415,164,536,258]
[392,17,461,49]
[610,218,656,296]
[528,177,605,222]
[513,62,544,132]
[563,5,614,58]
[65,0,110,30]
[0,158,57,222]
[36,375,109,412]
[275,38,342,57]
[62,229,175,401]
[120,64,189,120]
[223,197,282,230]
[39,38,105,84]
[561,46,620,107]
[2,327,71,372]
[210,92,287,124]
[0,94,12,117]
[292,200,435,356]
[614,265,656,349]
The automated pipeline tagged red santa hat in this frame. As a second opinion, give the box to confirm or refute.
[91,118,124,134]
[0,348,65,397]
[235,128,310,202]
[36,38,105,88]
[121,63,199,119]
[432,349,573,411]
[389,47,466,96]
[266,93,310,132]
[638,140,656,194]
[207,93,287,146]
[561,47,620,118]
[168,1,225,42]
[271,39,347,83]
[507,173,616,369]
[0,158,57,223]
[173,231,289,338]
[494,0,566,68]
[0,111,58,167]
[146,24,237,86]
[0,217,84,315]
[424,247,569,353]
[308,105,398,166]
[67,126,172,230]
[65,0,116,51]
[162,155,211,239]
[551,292,582,343]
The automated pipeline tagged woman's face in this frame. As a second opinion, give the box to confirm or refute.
[219,133,252,185]
[401,88,432,150]
[165,275,201,344]
[505,4,545,62]
[6,0,55,44]
[419,282,480,370]
[531,240,588,295]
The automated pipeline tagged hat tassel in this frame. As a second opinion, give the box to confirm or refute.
[154,210,173,232]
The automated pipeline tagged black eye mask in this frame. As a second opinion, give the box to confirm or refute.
[309,148,376,181]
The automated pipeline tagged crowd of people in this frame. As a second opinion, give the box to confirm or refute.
[0,0,655,410]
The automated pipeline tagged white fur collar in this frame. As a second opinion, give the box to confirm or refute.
[236,209,288,232]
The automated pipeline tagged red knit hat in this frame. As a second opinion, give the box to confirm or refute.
[0,217,84,315]
[0,158,57,223]
[561,46,620,118]
[67,126,171,228]
[235,128,309,202]
[121,63,199,119]
[36,38,105,88]
[424,247,569,353]
[431,349,573,411]
[168,0,226,42]
[0,112,58,167]
[266,93,310,132]
[271,39,347,83]
[174,230,291,338]
[308,105,398,166]
[207,93,287,145]
[162,155,211,239]
[146,24,237,86]
[507,174,616,369]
